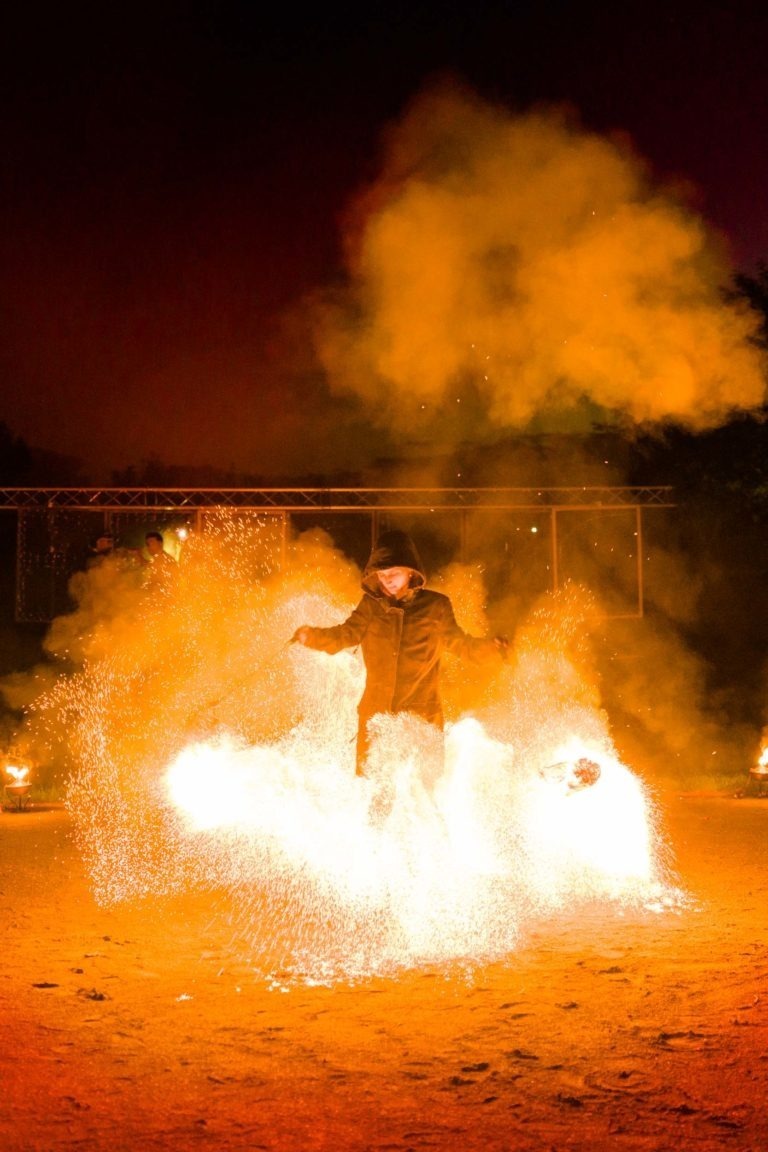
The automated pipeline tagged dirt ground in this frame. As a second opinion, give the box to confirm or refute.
[1,790,767,1152]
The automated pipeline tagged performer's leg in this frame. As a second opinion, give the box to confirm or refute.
[355,719,370,777]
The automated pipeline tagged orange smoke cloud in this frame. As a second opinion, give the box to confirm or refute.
[310,78,766,433]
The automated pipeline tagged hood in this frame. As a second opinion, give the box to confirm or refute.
[362,530,426,593]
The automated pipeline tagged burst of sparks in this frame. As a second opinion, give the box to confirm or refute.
[28,516,684,984]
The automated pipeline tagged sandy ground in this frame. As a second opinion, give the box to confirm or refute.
[1,791,767,1152]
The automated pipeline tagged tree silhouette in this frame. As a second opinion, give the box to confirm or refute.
[0,422,31,483]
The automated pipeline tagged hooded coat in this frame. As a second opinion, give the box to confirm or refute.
[298,531,499,764]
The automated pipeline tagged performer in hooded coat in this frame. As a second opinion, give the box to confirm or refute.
[292,530,506,774]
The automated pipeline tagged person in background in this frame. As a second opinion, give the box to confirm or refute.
[292,530,507,775]
[140,530,177,589]
[90,532,115,558]
[87,532,142,570]
[144,530,176,568]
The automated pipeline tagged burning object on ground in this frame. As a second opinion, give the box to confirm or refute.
[3,761,33,811]
[747,746,768,797]
[539,756,602,793]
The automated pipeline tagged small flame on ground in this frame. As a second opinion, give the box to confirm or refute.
[755,745,768,774]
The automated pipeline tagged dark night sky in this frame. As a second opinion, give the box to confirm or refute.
[2,0,768,480]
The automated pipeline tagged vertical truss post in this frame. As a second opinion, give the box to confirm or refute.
[551,506,559,592]
[14,511,23,622]
[636,505,644,618]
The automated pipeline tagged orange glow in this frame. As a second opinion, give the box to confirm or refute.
[31,517,683,983]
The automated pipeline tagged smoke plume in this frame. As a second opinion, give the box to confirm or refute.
[310,78,765,440]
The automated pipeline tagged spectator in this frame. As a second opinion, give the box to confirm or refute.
[144,530,176,568]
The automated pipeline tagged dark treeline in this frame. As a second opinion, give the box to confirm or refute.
[0,425,365,492]
[0,423,87,486]
[110,457,366,491]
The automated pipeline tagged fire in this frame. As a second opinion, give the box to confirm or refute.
[754,745,768,775]
[29,519,683,983]
[5,764,30,783]
[161,715,675,978]
[3,761,33,812]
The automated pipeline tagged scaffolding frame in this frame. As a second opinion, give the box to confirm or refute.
[0,486,674,623]
[0,485,674,511]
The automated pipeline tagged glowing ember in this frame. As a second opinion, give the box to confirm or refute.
[27,518,684,983]
[539,755,602,791]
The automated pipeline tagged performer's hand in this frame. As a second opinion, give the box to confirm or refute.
[291,627,310,645]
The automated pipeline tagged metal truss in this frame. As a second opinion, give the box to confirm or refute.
[0,486,675,512]
[6,486,675,622]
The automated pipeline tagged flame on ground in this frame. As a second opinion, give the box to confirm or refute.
[28,518,684,983]
[5,764,30,783]
[754,744,768,775]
